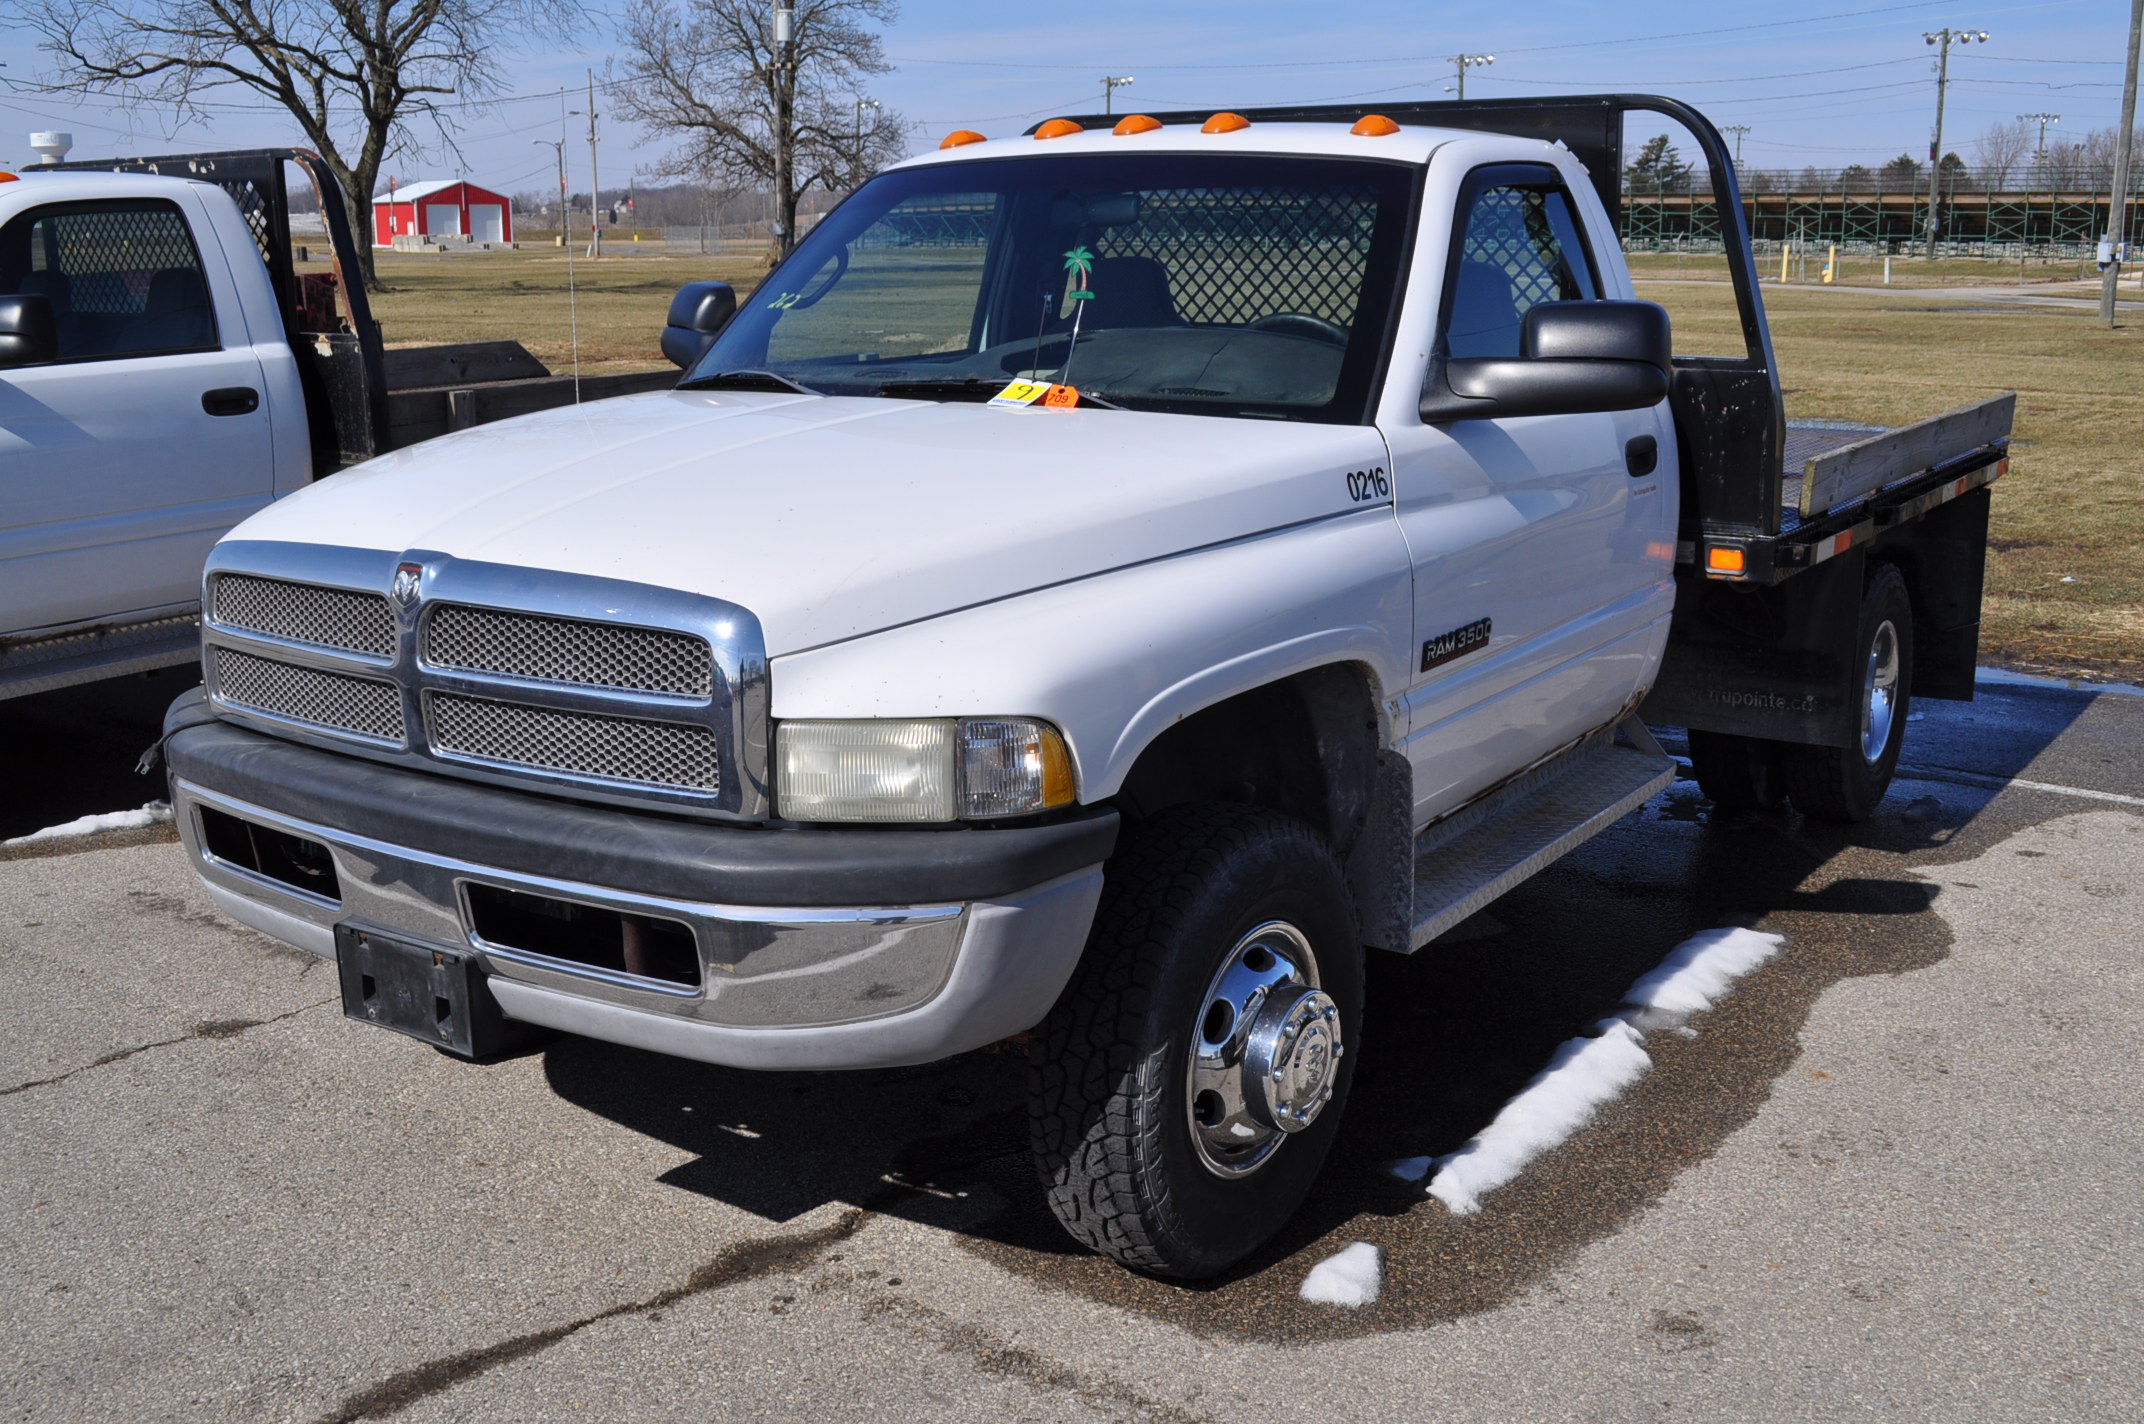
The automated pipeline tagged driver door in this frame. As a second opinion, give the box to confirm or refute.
[1387,165,1675,825]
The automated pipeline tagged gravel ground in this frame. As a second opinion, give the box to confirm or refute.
[1,683,2138,1422]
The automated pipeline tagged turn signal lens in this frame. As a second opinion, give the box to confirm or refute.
[1201,112,1251,134]
[1351,114,1400,137]
[1706,545,1747,574]
[938,129,987,149]
[1034,118,1084,140]
[777,718,1077,822]
[1113,114,1162,135]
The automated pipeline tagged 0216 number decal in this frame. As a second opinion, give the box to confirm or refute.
[1345,467,1390,503]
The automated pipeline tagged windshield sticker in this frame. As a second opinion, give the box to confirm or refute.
[990,381,1081,409]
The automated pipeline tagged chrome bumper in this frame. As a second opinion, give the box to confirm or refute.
[172,777,1102,1070]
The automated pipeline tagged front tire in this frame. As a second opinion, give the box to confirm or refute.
[1028,804,1363,1279]
[1781,562,1915,823]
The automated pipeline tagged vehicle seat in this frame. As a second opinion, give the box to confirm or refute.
[1446,259,1521,358]
[1079,255,1179,330]
[116,267,215,353]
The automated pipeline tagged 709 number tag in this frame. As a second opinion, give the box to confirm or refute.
[1345,467,1391,502]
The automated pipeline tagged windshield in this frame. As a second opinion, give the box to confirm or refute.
[689,152,1419,423]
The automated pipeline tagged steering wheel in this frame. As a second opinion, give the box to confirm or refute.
[1247,312,1350,347]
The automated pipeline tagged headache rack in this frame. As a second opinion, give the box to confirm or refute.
[1035,95,2012,589]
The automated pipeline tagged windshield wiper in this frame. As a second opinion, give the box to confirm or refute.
[677,369,822,396]
[874,377,1001,401]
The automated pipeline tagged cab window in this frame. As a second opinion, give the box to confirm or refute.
[1444,175,1600,359]
[0,199,219,362]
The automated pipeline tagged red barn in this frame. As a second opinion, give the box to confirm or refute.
[372,179,514,246]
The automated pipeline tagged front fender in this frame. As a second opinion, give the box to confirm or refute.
[768,508,1414,800]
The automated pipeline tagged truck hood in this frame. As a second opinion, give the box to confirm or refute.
[230,390,1388,656]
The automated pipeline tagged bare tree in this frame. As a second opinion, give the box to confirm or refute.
[1972,119,2032,189]
[9,0,578,288]
[611,0,904,256]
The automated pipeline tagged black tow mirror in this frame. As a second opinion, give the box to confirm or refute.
[661,281,738,369]
[0,293,59,369]
[1421,299,1672,423]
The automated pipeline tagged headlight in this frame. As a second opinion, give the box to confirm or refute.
[777,718,1075,823]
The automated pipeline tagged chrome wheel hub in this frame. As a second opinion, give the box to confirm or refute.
[1185,921,1341,1178]
[1861,618,1901,763]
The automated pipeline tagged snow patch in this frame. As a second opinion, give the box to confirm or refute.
[1299,1242,1382,1307]
[4,801,173,847]
[1422,926,1787,1216]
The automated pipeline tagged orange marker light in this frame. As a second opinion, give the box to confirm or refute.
[1706,546,1747,575]
[1113,114,1162,136]
[0,172,18,183]
[1201,111,1251,134]
[1351,114,1401,137]
[1034,118,1084,140]
[938,130,986,149]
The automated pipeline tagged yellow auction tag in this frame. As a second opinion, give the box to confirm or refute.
[989,380,1052,408]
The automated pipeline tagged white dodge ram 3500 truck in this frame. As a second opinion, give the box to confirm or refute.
[158,97,2011,1278]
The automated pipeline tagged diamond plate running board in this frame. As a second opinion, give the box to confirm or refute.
[1406,717,1676,951]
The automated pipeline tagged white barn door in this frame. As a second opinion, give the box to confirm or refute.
[425,203,461,237]
[469,204,505,243]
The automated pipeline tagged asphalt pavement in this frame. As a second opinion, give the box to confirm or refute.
[2,679,2139,1422]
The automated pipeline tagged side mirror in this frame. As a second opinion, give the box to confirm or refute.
[661,281,738,369]
[1421,299,1671,423]
[0,293,59,369]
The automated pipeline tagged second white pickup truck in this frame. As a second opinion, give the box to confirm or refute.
[155,96,2010,1278]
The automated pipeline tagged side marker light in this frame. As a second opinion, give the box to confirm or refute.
[1706,546,1747,575]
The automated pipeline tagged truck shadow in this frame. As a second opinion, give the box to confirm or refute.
[541,744,2063,1340]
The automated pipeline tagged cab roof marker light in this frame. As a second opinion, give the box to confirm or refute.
[938,129,987,150]
[1113,114,1162,136]
[1350,114,1401,137]
[0,172,17,183]
[1201,112,1251,134]
[1034,118,1084,140]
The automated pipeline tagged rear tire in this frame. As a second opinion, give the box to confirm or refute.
[1782,562,1914,823]
[1686,728,1786,810]
[1028,804,1362,1279]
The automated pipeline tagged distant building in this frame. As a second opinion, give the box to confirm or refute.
[372,180,513,246]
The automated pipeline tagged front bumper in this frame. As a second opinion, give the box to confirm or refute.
[165,701,1114,1070]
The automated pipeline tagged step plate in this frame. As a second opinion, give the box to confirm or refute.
[0,615,201,700]
[1408,730,1675,951]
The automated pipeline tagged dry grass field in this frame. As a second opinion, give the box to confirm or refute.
[341,245,2143,682]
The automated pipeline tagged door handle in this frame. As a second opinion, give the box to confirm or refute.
[1624,434,1658,477]
[202,387,259,417]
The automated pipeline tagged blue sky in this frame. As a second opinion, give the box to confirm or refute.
[1,0,2133,190]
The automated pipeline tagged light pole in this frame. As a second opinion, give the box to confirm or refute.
[2100,0,2139,326]
[584,69,602,257]
[1922,26,1989,259]
[2020,112,2058,253]
[1103,76,1134,114]
[1447,53,1493,101]
[1721,124,1752,173]
[854,97,881,185]
[531,139,567,239]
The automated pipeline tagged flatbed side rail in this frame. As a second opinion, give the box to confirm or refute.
[1797,394,2015,520]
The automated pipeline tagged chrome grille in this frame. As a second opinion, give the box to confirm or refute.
[426,693,719,792]
[215,648,405,742]
[424,604,712,697]
[212,574,396,657]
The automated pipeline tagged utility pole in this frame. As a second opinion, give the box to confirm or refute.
[854,97,881,186]
[774,3,794,257]
[1446,53,1493,101]
[2101,0,2141,325]
[532,138,566,238]
[1102,75,1134,114]
[2020,112,2059,255]
[1922,27,1989,260]
[585,68,601,258]
[1721,124,1752,172]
